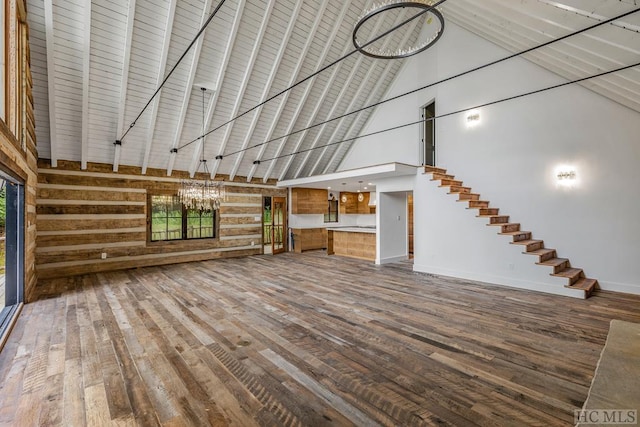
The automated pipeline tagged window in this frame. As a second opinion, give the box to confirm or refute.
[324,199,338,223]
[149,195,217,242]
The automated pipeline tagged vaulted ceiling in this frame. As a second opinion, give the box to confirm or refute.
[26,0,640,182]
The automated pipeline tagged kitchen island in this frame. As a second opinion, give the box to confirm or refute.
[327,227,376,262]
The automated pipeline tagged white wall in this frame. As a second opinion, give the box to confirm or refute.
[342,23,640,295]
[377,192,408,264]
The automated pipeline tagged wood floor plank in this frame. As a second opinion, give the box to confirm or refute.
[2,252,640,426]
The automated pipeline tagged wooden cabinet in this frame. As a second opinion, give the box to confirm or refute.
[291,188,328,214]
[291,228,327,253]
[339,192,375,214]
[327,230,376,261]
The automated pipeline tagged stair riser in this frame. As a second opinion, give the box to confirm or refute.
[449,187,471,194]
[440,179,463,186]
[431,173,455,180]
[458,193,480,201]
[525,241,544,251]
[468,201,489,208]
[512,232,531,242]
[539,251,556,262]
[425,166,447,174]
[501,224,520,233]
[553,262,569,274]
[490,216,509,224]
[478,208,499,216]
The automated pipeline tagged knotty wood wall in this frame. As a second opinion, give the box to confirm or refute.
[36,160,286,279]
[0,0,38,302]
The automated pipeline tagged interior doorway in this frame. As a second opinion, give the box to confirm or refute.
[408,193,414,259]
[422,101,436,166]
[262,196,287,255]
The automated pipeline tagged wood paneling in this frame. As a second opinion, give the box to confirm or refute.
[3,252,640,425]
[291,228,327,253]
[329,230,376,261]
[291,187,327,214]
[35,161,285,279]
[0,0,39,301]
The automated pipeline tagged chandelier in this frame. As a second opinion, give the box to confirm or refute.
[178,87,226,211]
[353,0,444,59]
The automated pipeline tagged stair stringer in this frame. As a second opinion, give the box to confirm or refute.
[413,170,589,299]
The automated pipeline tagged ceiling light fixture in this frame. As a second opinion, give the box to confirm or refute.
[353,0,445,59]
[178,88,226,210]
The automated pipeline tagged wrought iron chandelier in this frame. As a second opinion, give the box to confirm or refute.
[178,87,226,211]
[353,0,445,59]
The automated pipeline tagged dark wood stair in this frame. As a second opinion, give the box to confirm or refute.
[424,165,598,298]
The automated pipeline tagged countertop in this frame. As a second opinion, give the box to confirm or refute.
[327,227,376,234]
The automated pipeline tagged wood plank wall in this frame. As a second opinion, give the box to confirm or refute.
[0,0,39,302]
[36,160,286,280]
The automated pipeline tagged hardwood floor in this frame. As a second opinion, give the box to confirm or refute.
[1,252,640,426]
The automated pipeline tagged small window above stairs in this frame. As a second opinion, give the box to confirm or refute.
[424,166,599,299]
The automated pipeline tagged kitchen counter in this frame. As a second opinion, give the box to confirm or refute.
[327,228,376,261]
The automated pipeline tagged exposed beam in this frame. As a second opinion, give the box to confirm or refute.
[187,0,246,177]
[293,13,391,179]
[80,0,91,170]
[261,0,355,183]
[140,0,178,174]
[227,0,304,181]
[314,18,419,175]
[208,1,275,179]
[43,0,59,167]
[246,0,331,182]
[164,0,214,176]
[113,0,137,172]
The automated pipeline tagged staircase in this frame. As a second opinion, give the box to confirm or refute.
[424,166,598,298]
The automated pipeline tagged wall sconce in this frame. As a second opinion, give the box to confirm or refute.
[466,110,480,127]
[555,165,578,188]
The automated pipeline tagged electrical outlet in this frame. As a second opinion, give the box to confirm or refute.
[251,241,255,246]
[101,252,107,259]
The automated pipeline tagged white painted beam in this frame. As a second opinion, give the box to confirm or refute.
[261,0,355,183]
[208,1,275,179]
[80,0,91,170]
[246,0,331,182]
[141,0,178,175]
[227,0,303,181]
[293,13,390,179]
[113,0,137,172]
[43,0,59,167]
[188,0,246,177]
[314,18,419,175]
[164,0,214,176]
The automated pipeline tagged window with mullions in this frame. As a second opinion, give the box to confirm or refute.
[324,199,338,223]
[150,195,217,242]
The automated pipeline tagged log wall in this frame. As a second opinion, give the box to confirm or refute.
[36,160,286,279]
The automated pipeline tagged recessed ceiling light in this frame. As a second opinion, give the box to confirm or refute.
[327,186,331,189]
[363,186,368,190]
[368,182,373,185]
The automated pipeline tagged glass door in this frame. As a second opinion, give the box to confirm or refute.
[272,197,286,254]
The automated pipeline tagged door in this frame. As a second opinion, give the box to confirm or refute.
[422,101,436,166]
[272,197,287,254]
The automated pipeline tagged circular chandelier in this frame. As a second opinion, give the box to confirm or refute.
[353,0,445,59]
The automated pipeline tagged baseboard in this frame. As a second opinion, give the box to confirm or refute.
[376,255,408,265]
[596,280,640,296]
[412,263,584,299]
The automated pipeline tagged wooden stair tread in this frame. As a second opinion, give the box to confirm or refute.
[499,230,530,236]
[525,248,555,257]
[511,239,543,245]
[552,267,583,279]
[566,278,598,291]
[488,222,519,227]
[424,166,447,174]
[537,258,568,267]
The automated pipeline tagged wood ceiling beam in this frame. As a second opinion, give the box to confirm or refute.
[207,1,275,179]
[245,0,331,183]
[113,0,137,172]
[139,0,178,175]
[227,0,304,181]
[261,0,357,183]
[165,0,214,176]
[187,0,246,177]
[80,0,91,170]
[293,13,391,179]
[319,18,419,175]
[43,0,59,167]
[309,15,414,176]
